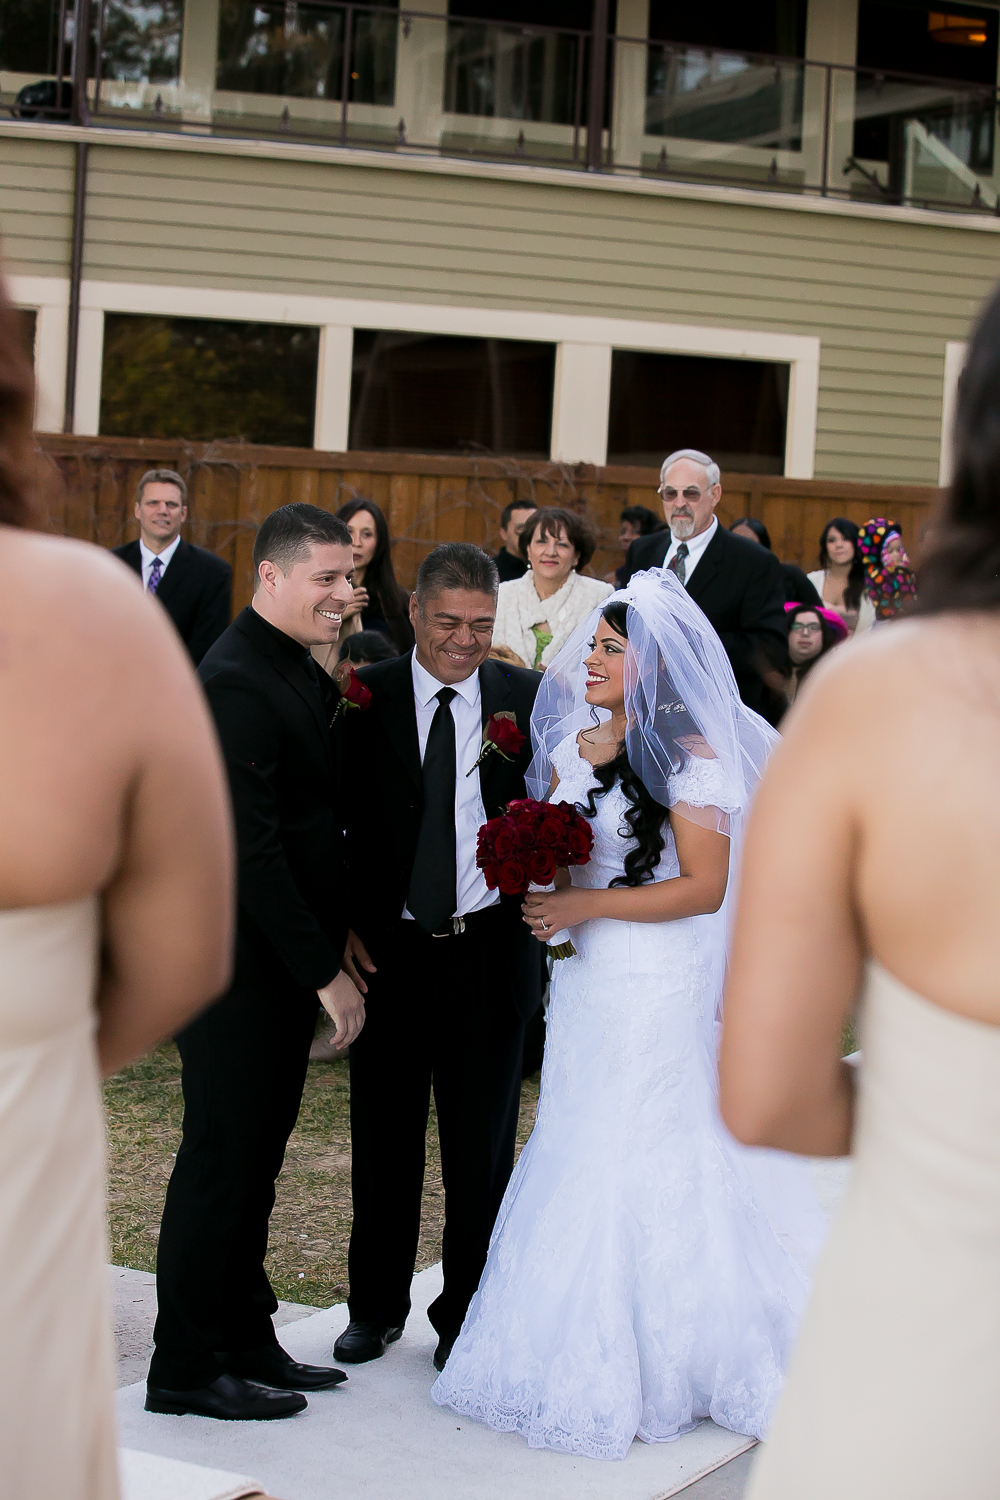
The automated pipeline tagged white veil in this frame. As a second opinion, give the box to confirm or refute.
[527,567,777,827]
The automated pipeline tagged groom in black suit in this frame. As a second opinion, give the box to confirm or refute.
[114,468,232,665]
[148,503,364,1421]
[335,543,542,1373]
[620,449,786,720]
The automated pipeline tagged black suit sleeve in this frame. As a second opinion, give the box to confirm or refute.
[620,532,665,588]
[203,669,341,990]
[185,561,233,666]
[713,547,788,680]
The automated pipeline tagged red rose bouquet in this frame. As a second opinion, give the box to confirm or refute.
[476,797,593,959]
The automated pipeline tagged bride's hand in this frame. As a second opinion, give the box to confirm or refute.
[522,887,593,939]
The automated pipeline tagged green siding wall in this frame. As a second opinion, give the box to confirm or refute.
[2,132,999,483]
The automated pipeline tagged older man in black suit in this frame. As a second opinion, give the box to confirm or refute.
[114,468,232,664]
[147,503,363,1421]
[334,543,541,1375]
[620,449,786,721]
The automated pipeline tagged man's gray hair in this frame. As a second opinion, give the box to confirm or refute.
[136,467,188,505]
[415,542,499,605]
[659,449,721,489]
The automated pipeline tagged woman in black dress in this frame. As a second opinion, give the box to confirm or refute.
[335,498,415,655]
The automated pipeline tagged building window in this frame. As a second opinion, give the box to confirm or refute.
[645,0,807,149]
[216,0,398,105]
[606,350,789,473]
[99,314,320,448]
[349,331,556,457]
[17,309,36,367]
[854,1,997,176]
[0,1,183,83]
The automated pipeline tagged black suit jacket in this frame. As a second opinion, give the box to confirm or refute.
[199,606,347,994]
[115,537,232,665]
[342,651,542,1020]
[621,524,786,718]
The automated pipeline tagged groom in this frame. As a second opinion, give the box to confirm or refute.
[337,542,541,1372]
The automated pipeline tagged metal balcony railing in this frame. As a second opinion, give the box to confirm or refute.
[2,0,999,215]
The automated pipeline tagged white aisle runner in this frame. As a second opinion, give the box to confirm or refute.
[116,1264,756,1500]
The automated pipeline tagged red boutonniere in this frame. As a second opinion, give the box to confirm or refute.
[466,711,526,776]
[332,667,372,722]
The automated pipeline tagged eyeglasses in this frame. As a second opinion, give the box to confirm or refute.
[789,622,822,634]
[658,486,708,501]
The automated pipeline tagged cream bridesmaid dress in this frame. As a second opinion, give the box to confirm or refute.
[0,897,120,1500]
[748,961,1000,1500]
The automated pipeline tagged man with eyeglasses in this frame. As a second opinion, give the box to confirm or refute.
[620,448,787,721]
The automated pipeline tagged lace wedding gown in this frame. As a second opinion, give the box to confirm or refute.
[432,736,825,1460]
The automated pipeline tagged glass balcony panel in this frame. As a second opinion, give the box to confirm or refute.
[849,66,995,205]
[444,22,581,125]
[645,43,803,153]
[101,1,183,85]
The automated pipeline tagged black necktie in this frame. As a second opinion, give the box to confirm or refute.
[408,688,458,933]
[668,542,689,585]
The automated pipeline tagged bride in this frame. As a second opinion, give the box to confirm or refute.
[432,569,826,1460]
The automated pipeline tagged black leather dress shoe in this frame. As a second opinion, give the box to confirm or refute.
[144,1372,306,1420]
[433,1332,458,1373]
[333,1320,405,1363]
[222,1344,348,1392]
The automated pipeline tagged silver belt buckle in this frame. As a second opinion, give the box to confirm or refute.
[432,916,466,937]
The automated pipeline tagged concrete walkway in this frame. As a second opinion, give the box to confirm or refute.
[111,1157,851,1499]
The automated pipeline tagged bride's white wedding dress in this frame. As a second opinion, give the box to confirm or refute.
[432,733,825,1460]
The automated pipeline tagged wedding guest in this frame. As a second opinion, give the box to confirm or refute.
[494,497,537,583]
[621,450,787,721]
[857,517,917,620]
[114,469,232,664]
[492,506,613,670]
[607,504,663,584]
[335,543,541,1374]
[149,503,365,1421]
[780,602,847,713]
[730,516,822,607]
[719,282,1000,1500]
[0,281,233,1499]
[339,628,396,667]
[806,517,876,635]
[332,497,414,654]
[487,641,528,668]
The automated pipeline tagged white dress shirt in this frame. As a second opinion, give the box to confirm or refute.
[139,534,181,589]
[402,651,499,922]
[662,516,718,584]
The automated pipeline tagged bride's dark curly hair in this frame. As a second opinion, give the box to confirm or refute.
[579,600,669,888]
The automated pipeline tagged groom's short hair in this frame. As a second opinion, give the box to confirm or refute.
[253,503,351,582]
[416,543,499,606]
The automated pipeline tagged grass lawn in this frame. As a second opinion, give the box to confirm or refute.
[104,1045,541,1308]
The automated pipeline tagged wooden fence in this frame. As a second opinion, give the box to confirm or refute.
[36,436,942,616]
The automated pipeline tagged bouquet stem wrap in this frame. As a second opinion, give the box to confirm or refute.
[528,880,576,960]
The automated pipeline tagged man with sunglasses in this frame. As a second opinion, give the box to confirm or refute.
[620,448,786,721]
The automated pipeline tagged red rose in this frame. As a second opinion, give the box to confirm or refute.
[496,858,528,896]
[493,827,516,858]
[538,817,564,846]
[528,848,557,883]
[483,860,501,889]
[486,715,526,757]
[550,804,572,824]
[568,827,591,858]
[341,668,372,710]
[553,841,572,862]
[514,824,535,849]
